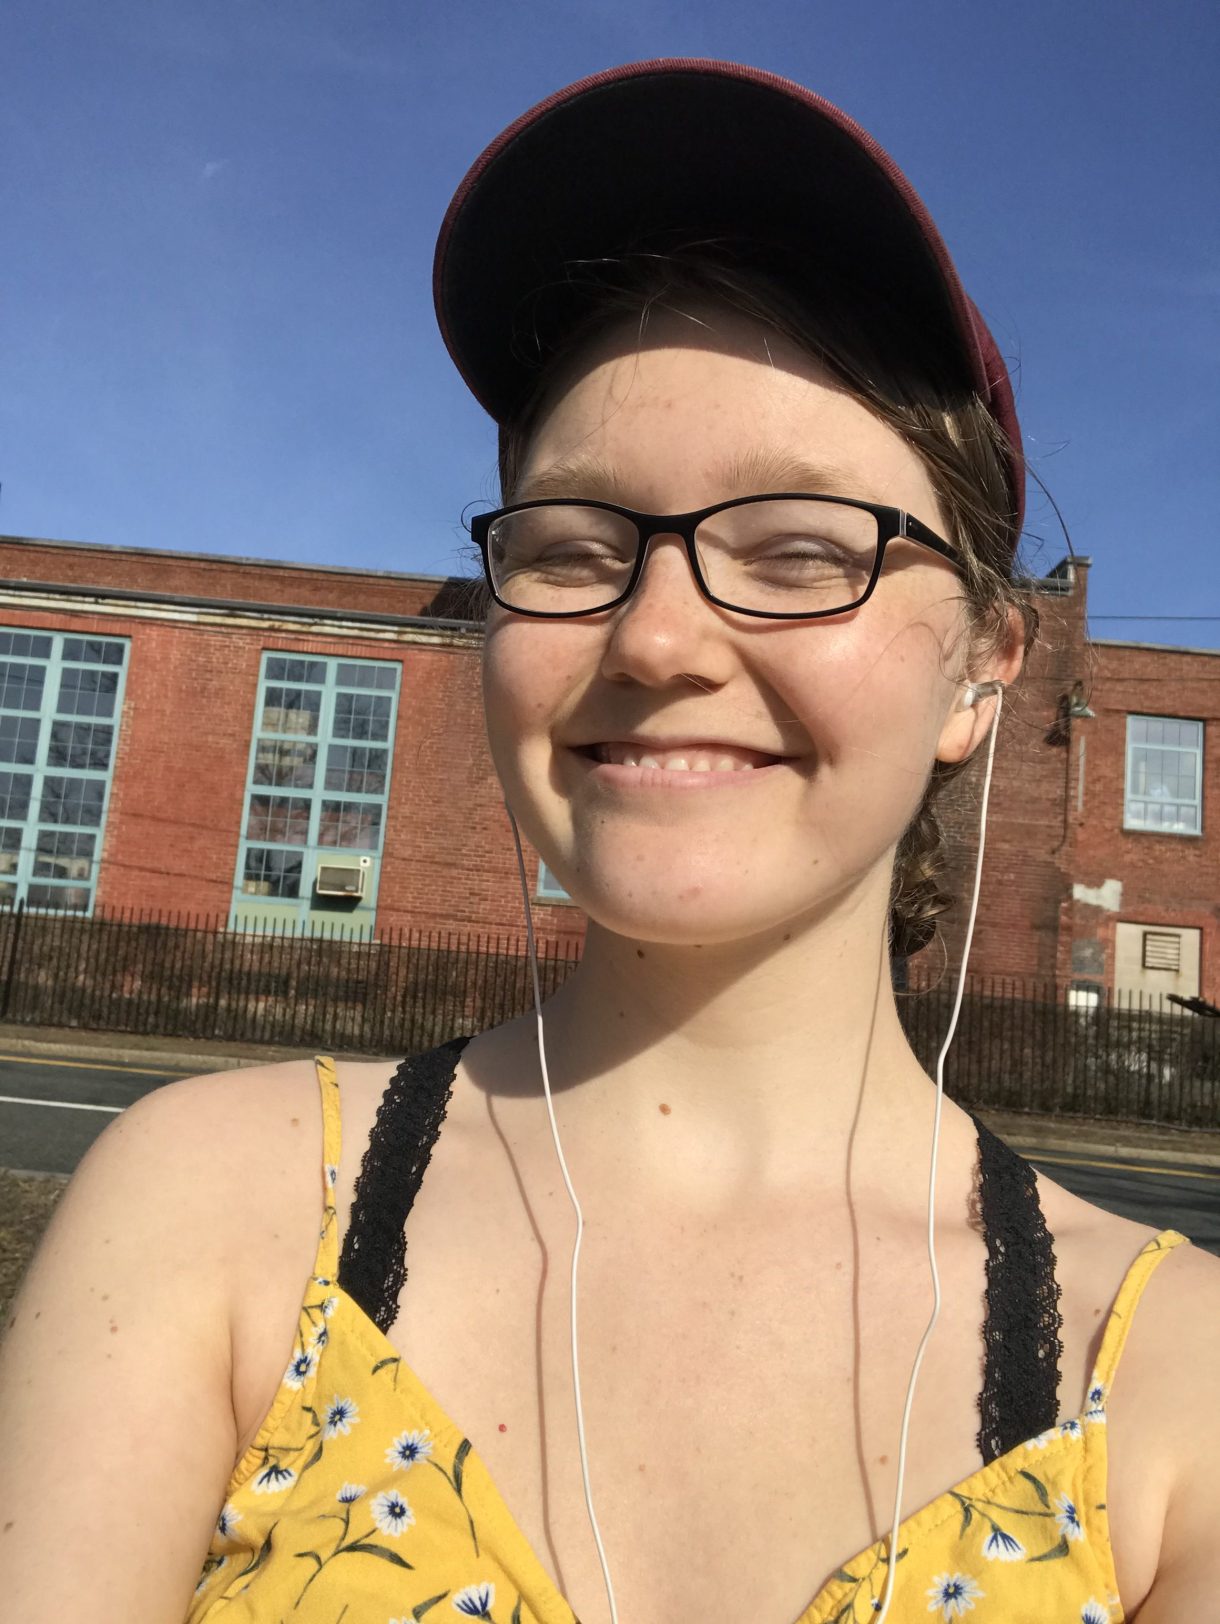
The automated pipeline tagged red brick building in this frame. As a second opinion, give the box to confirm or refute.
[0,534,1213,1000]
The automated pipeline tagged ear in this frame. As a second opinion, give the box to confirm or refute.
[935,607,1026,765]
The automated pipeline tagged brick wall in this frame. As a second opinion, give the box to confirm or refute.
[1,537,1212,987]
[1063,641,1219,1001]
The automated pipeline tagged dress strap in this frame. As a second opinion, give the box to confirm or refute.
[1090,1229,1189,1396]
[337,1035,471,1333]
[312,1055,343,1283]
[972,1117,1064,1462]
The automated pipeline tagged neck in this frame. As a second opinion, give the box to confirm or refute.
[529,875,937,1194]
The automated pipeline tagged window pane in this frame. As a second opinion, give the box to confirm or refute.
[265,657,326,684]
[39,776,106,826]
[336,662,398,691]
[260,685,322,736]
[0,880,16,908]
[242,847,303,897]
[324,744,387,794]
[0,827,20,875]
[57,667,119,719]
[253,740,317,788]
[34,830,95,880]
[246,794,311,844]
[333,692,391,741]
[62,638,125,666]
[0,715,40,765]
[0,633,52,659]
[318,799,382,849]
[47,720,114,771]
[0,772,33,819]
[26,882,90,912]
[0,662,46,712]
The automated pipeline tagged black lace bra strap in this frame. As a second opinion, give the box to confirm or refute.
[338,1035,471,1333]
[973,1115,1065,1462]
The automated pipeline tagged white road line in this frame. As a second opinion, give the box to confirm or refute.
[0,1094,123,1113]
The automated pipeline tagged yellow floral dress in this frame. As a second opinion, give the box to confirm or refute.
[186,1057,1187,1624]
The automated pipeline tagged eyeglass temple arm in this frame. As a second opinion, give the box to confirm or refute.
[901,512,962,565]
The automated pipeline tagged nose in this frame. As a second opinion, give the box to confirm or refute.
[598,531,736,690]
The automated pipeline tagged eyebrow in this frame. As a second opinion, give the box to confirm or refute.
[513,449,862,506]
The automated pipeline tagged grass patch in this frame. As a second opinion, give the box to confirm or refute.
[0,1169,69,1324]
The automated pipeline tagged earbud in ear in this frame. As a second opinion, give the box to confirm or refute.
[959,679,1004,711]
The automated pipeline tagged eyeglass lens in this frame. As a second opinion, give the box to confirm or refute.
[486,499,880,615]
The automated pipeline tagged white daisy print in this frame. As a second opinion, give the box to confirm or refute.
[982,1525,1024,1560]
[252,1461,297,1494]
[321,1295,339,1318]
[325,1163,339,1186]
[216,1502,242,1540]
[323,1395,359,1438]
[337,1482,367,1502]
[1081,1602,1109,1624]
[1059,1417,1083,1439]
[309,1322,330,1352]
[1055,1492,1085,1541]
[314,1275,332,1287]
[386,1427,434,1469]
[452,1583,496,1617]
[1023,1428,1055,1450]
[370,1488,414,1536]
[925,1573,983,1619]
[283,1347,317,1389]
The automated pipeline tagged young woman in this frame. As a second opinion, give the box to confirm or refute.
[1,60,1215,1624]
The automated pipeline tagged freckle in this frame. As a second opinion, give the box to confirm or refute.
[2,1519,12,1532]
[636,948,645,959]
[109,1321,118,1334]
[879,1454,889,1466]
[638,1463,646,1473]
[33,1311,40,1320]
[1094,1307,1102,1317]
[101,1292,109,1302]
[783,933,791,942]
[290,1116,299,1128]
[835,1260,843,1270]
[659,1103,671,1116]
[498,1422,507,1433]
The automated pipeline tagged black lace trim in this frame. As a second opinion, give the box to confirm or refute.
[337,1035,471,1334]
[972,1116,1064,1462]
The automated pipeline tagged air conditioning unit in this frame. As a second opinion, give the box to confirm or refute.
[315,855,372,898]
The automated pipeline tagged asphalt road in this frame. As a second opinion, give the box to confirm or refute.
[2,1053,1218,1255]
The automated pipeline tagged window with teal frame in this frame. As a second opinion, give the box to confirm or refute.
[232,654,401,934]
[0,629,129,913]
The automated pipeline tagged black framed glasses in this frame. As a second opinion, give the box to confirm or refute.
[470,494,963,620]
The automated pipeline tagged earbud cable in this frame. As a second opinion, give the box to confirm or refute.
[506,806,620,1624]
[873,686,1003,1623]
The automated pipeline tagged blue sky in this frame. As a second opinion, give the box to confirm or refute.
[3,0,1218,647]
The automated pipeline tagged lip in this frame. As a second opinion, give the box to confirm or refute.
[572,737,790,763]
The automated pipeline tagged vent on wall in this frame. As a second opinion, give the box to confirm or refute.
[1142,930,1182,972]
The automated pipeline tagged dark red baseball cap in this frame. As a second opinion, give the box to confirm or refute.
[434,58,1025,537]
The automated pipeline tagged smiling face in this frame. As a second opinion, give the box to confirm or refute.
[481,307,991,948]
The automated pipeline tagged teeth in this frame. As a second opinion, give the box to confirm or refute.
[595,744,759,771]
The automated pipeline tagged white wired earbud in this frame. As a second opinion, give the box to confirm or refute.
[504,678,1005,1624]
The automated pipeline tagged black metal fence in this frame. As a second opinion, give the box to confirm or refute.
[0,904,1216,1127]
[0,904,581,1058]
